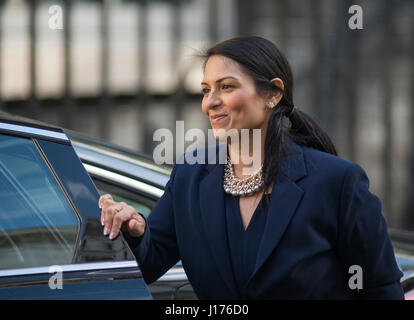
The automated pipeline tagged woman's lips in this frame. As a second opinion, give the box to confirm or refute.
[210,114,227,123]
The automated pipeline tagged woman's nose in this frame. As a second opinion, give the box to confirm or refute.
[205,91,222,110]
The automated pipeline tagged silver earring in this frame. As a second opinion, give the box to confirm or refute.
[267,101,275,109]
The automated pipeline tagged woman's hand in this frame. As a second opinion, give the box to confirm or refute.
[99,194,146,240]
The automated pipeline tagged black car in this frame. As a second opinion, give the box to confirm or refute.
[0,113,152,299]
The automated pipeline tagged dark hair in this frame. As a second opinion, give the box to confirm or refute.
[202,36,337,196]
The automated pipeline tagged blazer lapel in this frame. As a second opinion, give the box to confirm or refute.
[249,138,307,282]
[198,144,239,297]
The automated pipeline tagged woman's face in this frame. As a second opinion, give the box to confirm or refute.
[201,55,272,140]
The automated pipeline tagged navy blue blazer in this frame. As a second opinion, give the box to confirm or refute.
[130,138,404,299]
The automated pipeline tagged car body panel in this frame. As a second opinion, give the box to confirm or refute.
[69,134,171,190]
[0,261,151,300]
[0,113,151,299]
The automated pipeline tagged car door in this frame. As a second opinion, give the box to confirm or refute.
[0,120,151,299]
[69,136,197,299]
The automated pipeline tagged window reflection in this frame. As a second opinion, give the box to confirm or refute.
[0,134,80,270]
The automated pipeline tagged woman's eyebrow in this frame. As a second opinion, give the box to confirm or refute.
[201,76,238,86]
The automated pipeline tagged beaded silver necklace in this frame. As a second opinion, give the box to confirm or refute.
[223,156,264,197]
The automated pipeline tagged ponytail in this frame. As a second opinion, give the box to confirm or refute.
[263,102,338,196]
[288,108,337,156]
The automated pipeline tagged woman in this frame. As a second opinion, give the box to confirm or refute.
[99,36,404,299]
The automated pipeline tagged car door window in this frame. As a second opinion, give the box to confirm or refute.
[92,179,153,217]
[0,134,80,270]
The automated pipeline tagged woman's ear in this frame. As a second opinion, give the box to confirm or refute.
[269,78,285,105]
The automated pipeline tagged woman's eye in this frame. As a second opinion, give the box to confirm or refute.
[202,85,233,95]
[221,84,234,90]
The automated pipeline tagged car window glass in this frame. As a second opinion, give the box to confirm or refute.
[91,179,153,218]
[96,189,152,217]
[0,134,80,270]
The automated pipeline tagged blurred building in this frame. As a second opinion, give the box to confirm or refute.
[0,0,413,232]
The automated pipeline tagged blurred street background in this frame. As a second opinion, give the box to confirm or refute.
[0,0,413,232]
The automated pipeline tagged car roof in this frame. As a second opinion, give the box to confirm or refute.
[67,131,172,175]
[0,111,171,187]
[69,132,171,189]
[0,111,70,144]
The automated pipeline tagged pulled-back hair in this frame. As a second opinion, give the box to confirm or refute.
[202,36,337,194]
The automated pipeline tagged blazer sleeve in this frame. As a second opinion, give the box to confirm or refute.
[337,163,404,299]
[127,164,180,284]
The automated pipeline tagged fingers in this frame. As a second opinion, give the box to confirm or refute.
[109,203,134,240]
[102,201,125,239]
[126,213,146,238]
[99,194,113,225]
[99,194,113,208]
[100,195,143,240]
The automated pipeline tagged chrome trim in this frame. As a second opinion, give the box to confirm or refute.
[72,140,171,176]
[83,163,165,198]
[157,267,188,282]
[0,260,138,278]
[0,122,69,142]
[396,252,414,261]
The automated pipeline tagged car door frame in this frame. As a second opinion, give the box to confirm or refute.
[0,119,151,299]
